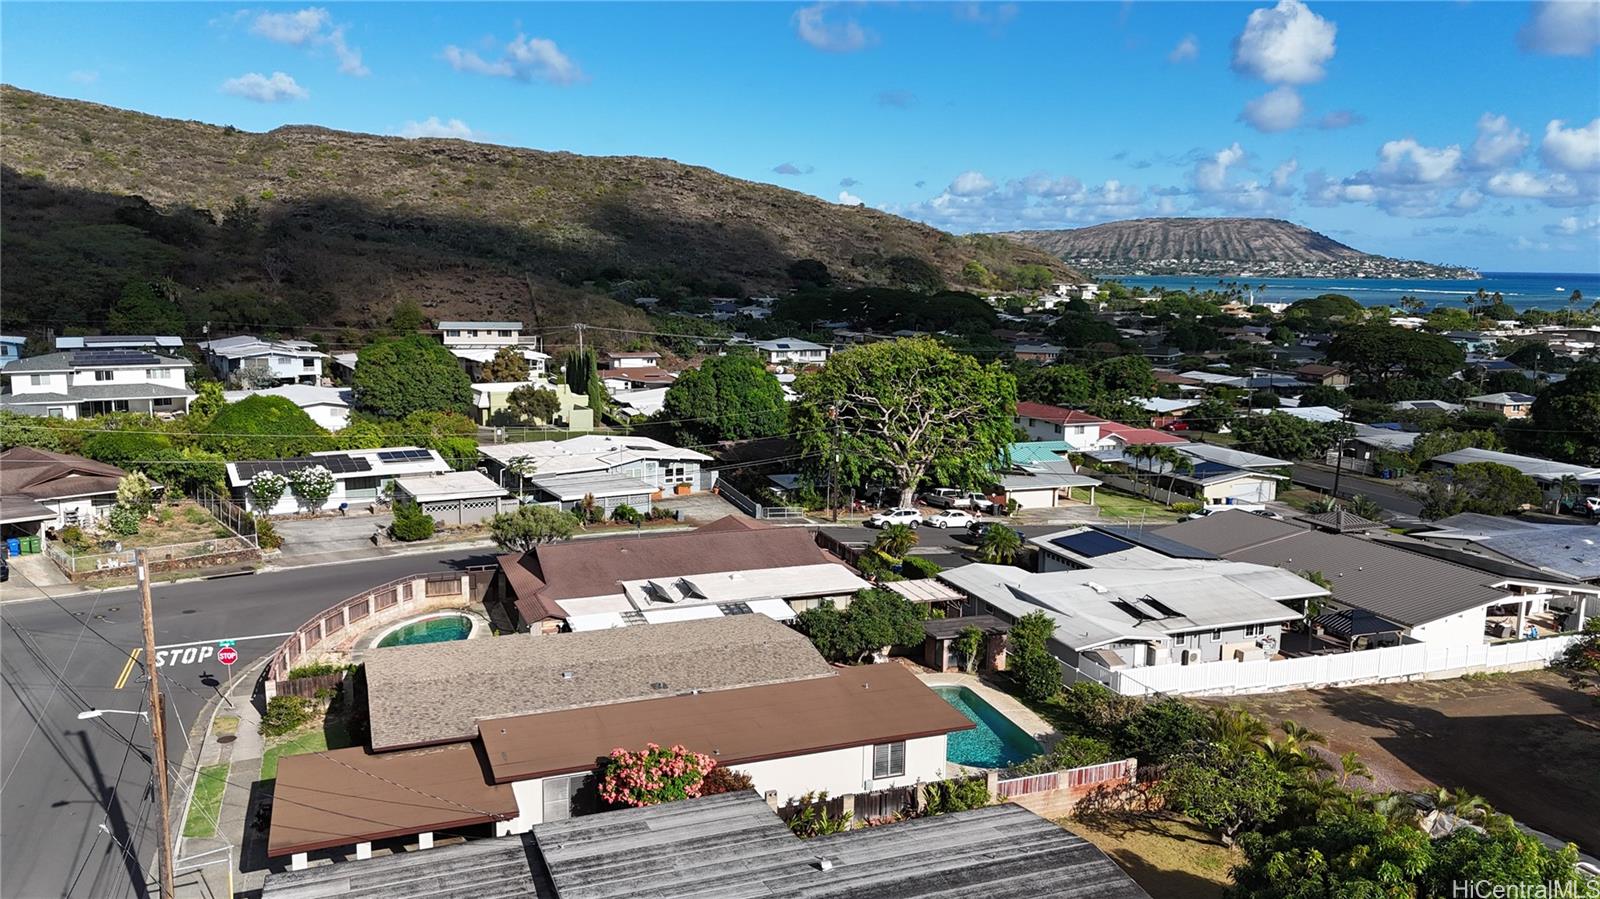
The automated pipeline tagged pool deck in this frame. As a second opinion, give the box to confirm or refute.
[916,672,1058,751]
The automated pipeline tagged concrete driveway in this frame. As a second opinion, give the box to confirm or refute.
[651,492,746,524]
[271,512,395,565]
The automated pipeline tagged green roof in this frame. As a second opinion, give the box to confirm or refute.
[1008,441,1075,465]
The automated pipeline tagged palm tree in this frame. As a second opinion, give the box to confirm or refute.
[1208,706,1269,753]
[1337,750,1372,787]
[1280,719,1327,749]
[1159,451,1194,507]
[1305,495,1338,515]
[1345,494,1385,521]
[1557,474,1580,513]
[1568,288,1583,325]
[873,523,919,558]
[977,523,1023,565]
[1425,787,1492,823]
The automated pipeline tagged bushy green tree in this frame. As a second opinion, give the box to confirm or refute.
[108,280,183,334]
[480,346,530,382]
[505,385,560,424]
[1232,413,1351,461]
[1160,743,1287,845]
[202,395,330,459]
[1009,611,1062,703]
[388,500,436,541]
[793,588,924,663]
[793,338,1016,507]
[1114,697,1209,764]
[488,504,577,552]
[81,429,174,470]
[1296,384,1346,409]
[660,353,787,443]
[1016,364,1094,407]
[354,335,472,418]
[1529,363,1600,465]
[1417,461,1542,518]
[1327,325,1464,387]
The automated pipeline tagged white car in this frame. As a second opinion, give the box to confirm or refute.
[924,509,980,529]
[866,507,922,528]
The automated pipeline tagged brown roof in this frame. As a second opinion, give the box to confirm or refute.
[0,446,126,501]
[478,662,973,782]
[364,615,837,751]
[500,516,836,624]
[267,741,517,858]
[1153,371,1203,386]
[1014,402,1105,426]
[1295,363,1346,377]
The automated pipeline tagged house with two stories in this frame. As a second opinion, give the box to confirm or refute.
[752,337,830,368]
[1014,402,1106,449]
[1294,363,1350,387]
[0,335,24,369]
[0,447,127,539]
[0,350,195,419]
[478,434,714,514]
[598,350,662,369]
[227,447,452,515]
[197,335,326,385]
[1464,391,1536,419]
[436,321,549,379]
[55,335,183,352]
[264,615,975,871]
[490,515,864,632]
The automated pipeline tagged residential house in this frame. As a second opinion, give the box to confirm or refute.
[1441,330,1496,355]
[1294,363,1350,387]
[55,335,183,351]
[198,335,326,385]
[478,434,714,513]
[0,350,194,419]
[752,337,830,367]
[609,387,669,418]
[1156,511,1598,644]
[599,366,677,394]
[598,350,662,369]
[1141,346,1183,364]
[1331,423,1418,475]
[223,385,352,431]
[1012,343,1064,364]
[227,447,451,515]
[1273,404,1345,423]
[1095,421,1189,450]
[1392,399,1464,414]
[0,335,24,369]
[1082,443,1285,506]
[1464,391,1535,419]
[0,447,126,539]
[1177,443,1292,473]
[1425,447,1600,506]
[258,791,1154,899]
[263,616,976,870]
[490,515,861,632]
[470,382,594,429]
[940,554,1320,668]
[996,465,1101,510]
[1410,513,1600,588]
[1014,402,1106,449]
[1137,396,1200,428]
[391,470,510,527]
[437,321,549,379]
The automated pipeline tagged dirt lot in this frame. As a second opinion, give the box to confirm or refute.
[1211,671,1600,852]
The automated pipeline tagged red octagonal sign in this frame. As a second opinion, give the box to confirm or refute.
[218,646,238,666]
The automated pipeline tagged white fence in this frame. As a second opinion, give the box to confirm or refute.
[995,758,1138,799]
[1070,634,1582,697]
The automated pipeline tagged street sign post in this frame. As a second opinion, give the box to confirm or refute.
[218,645,238,666]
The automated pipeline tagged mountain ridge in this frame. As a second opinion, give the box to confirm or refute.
[997,217,1476,279]
[0,86,1079,341]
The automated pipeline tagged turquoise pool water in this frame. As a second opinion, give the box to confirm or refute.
[934,686,1041,768]
[376,615,472,648]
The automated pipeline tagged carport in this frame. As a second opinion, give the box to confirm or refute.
[1,496,55,540]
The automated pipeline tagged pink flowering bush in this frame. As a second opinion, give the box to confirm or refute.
[597,742,718,808]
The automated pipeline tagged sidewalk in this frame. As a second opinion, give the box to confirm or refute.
[169,659,270,899]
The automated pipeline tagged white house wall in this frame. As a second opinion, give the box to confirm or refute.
[1406,606,1490,645]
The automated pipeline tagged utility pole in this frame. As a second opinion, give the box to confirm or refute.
[827,404,841,523]
[137,550,176,899]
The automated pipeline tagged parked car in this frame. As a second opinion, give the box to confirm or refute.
[1248,509,1285,520]
[866,507,922,528]
[924,509,980,529]
[921,488,997,512]
[1583,496,1600,517]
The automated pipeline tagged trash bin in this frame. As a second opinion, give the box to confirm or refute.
[5,538,20,558]
[25,536,40,554]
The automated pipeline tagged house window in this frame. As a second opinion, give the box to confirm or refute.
[1210,629,1221,641]
[872,741,906,779]
[30,374,46,386]
[1245,624,1264,637]
[302,358,315,368]
[1174,634,1186,646]
[663,463,692,485]
[542,772,588,822]
[94,370,114,381]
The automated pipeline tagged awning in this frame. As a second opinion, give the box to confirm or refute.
[566,612,628,632]
[744,598,798,622]
[640,605,724,625]
[883,579,964,604]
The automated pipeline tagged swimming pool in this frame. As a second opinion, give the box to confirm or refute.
[934,685,1042,768]
[375,614,474,648]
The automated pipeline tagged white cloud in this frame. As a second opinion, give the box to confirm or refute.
[1470,113,1529,168]
[1545,214,1600,236]
[67,69,99,85]
[1270,158,1299,194]
[1512,235,1553,253]
[793,4,873,53]
[398,117,476,140]
[1232,0,1337,85]
[949,170,996,196]
[838,190,864,206]
[1540,118,1600,172]
[1517,1,1600,57]
[1450,188,1484,213]
[221,71,308,103]
[1372,138,1462,185]
[443,34,583,84]
[1192,143,1246,193]
[1168,34,1198,63]
[249,8,368,77]
[1239,86,1304,132]
[1485,170,1581,200]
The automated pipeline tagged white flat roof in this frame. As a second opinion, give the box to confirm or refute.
[621,563,869,607]
[394,470,506,502]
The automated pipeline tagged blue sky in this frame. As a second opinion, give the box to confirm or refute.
[3,1,1598,271]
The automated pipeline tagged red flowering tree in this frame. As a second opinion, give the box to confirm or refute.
[597,743,718,808]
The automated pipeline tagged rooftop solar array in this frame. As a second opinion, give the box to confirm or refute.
[1050,530,1135,558]
[716,602,754,616]
[235,454,372,480]
[1095,525,1220,560]
[376,449,434,463]
[71,350,160,367]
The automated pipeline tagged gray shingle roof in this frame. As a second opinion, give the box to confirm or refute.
[4,351,191,373]
[363,615,835,750]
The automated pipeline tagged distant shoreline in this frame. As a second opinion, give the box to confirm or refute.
[1110,271,1600,311]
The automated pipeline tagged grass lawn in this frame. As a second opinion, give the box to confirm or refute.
[1089,489,1184,524]
[1060,813,1241,899]
[182,764,229,839]
[1276,487,1329,512]
[260,729,328,782]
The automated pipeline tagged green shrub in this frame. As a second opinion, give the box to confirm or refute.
[899,555,942,579]
[286,661,358,680]
[1006,734,1116,777]
[611,503,643,525]
[1171,501,1202,515]
[922,777,991,815]
[254,515,283,550]
[388,500,436,541]
[259,696,314,737]
[107,504,142,536]
[59,525,89,552]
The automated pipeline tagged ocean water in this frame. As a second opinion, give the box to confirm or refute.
[1114,271,1600,312]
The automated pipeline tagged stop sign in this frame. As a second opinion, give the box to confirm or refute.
[218,646,238,666]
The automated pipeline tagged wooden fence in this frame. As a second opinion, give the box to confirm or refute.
[264,571,474,682]
[272,671,347,700]
[995,758,1138,800]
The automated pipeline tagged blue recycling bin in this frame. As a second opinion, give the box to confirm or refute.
[5,538,20,558]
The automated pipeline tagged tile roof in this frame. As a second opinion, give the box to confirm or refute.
[363,615,836,750]
[478,663,972,782]
[4,350,190,373]
[1014,402,1104,426]
[1096,421,1188,445]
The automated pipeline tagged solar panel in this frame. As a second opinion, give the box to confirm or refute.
[717,602,754,616]
[1050,530,1134,558]
[1095,526,1219,560]
[376,449,432,463]
[72,350,158,366]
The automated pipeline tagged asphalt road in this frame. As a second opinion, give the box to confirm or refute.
[0,548,495,899]
[1291,463,1425,519]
